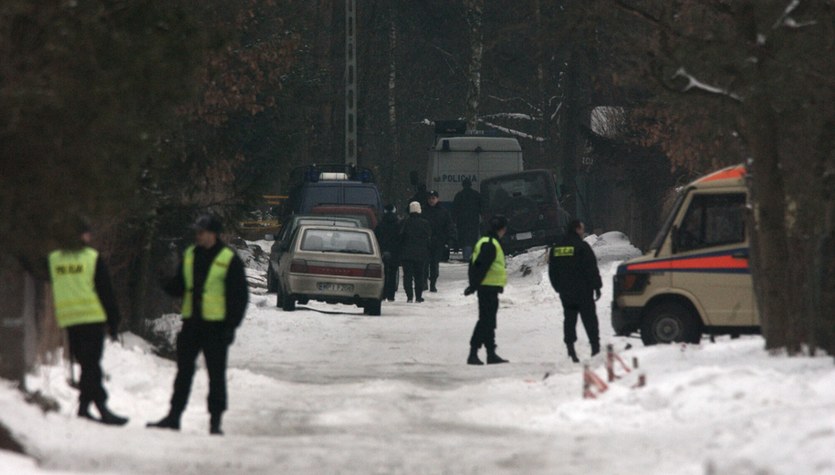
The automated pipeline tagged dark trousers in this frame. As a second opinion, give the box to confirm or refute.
[561,296,599,347]
[67,323,107,406]
[170,320,229,416]
[470,287,500,349]
[426,246,443,288]
[401,259,425,300]
[383,254,398,300]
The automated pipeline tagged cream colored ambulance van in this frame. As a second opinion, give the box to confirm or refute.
[612,165,760,345]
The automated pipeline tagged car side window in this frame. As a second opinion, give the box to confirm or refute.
[677,193,746,252]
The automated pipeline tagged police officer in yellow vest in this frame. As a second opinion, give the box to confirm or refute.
[48,220,128,425]
[463,215,510,365]
[147,214,248,435]
[548,220,602,363]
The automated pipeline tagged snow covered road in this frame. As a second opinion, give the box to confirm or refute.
[2,235,835,474]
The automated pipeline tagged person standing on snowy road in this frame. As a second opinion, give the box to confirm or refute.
[464,215,509,365]
[423,190,456,292]
[548,219,602,363]
[48,218,128,426]
[147,214,248,435]
[398,201,432,303]
[452,178,481,262]
[375,204,401,301]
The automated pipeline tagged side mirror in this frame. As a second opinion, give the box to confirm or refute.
[264,234,275,241]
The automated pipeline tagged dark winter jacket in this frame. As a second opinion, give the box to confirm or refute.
[423,204,457,251]
[398,213,432,262]
[548,232,602,304]
[453,187,481,246]
[468,232,503,291]
[374,212,401,262]
[165,241,249,329]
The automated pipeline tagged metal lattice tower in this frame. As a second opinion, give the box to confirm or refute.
[345,0,357,166]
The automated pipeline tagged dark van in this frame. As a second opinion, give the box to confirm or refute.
[283,165,384,218]
[480,170,570,254]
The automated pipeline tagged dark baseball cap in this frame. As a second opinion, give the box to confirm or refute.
[192,214,223,234]
[429,190,439,197]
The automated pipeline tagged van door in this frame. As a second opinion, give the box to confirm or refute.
[671,191,755,326]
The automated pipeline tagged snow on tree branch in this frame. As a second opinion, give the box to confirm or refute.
[480,120,545,142]
[673,68,742,102]
[481,113,536,121]
[771,0,817,29]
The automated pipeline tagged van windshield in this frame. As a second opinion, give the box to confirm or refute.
[345,187,379,207]
[650,190,686,252]
[300,187,340,211]
[482,172,552,214]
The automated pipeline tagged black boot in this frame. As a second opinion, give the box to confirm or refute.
[94,400,129,426]
[210,413,223,436]
[467,347,484,365]
[590,341,600,357]
[78,401,96,421]
[486,347,509,364]
[429,280,438,292]
[146,411,181,430]
[567,344,580,363]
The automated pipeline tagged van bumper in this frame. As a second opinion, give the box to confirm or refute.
[611,301,643,336]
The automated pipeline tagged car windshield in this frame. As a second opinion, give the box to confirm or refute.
[300,229,373,254]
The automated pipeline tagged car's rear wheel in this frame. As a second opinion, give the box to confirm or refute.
[364,299,381,316]
[641,302,701,345]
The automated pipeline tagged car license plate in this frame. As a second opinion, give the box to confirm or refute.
[515,231,533,240]
[317,282,354,292]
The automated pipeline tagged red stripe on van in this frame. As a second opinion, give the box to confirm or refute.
[627,254,748,272]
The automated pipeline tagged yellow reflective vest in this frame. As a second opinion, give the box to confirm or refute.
[181,246,235,321]
[48,247,107,328]
[471,236,507,287]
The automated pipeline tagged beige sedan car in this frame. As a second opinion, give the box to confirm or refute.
[276,224,385,315]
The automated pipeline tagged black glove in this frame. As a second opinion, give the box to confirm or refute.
[594,288,602,301]
[464,286,476,296]
[223,326,236,346]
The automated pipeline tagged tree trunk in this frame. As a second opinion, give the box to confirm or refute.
[464,0,484,132]
[0,258,38,387]
[128,213,159,335]
[744,95,795,352]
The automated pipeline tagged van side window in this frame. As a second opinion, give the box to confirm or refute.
[677,193,746,252]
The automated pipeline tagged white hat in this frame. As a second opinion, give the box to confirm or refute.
[409,201,421,214]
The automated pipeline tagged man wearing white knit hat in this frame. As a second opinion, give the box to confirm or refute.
[398,201,431,302]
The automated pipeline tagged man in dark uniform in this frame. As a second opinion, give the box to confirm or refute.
[452,178,481,262]
[423,190,456,292]
[147,214,249,435]
[464,215,509,365]
[374,204,401,301]
[398,201,431,303]
[409,183,431,210]
[48,220,128,426]
[548,219,602,363]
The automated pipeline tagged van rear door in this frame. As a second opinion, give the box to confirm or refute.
[670,191,755,326]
